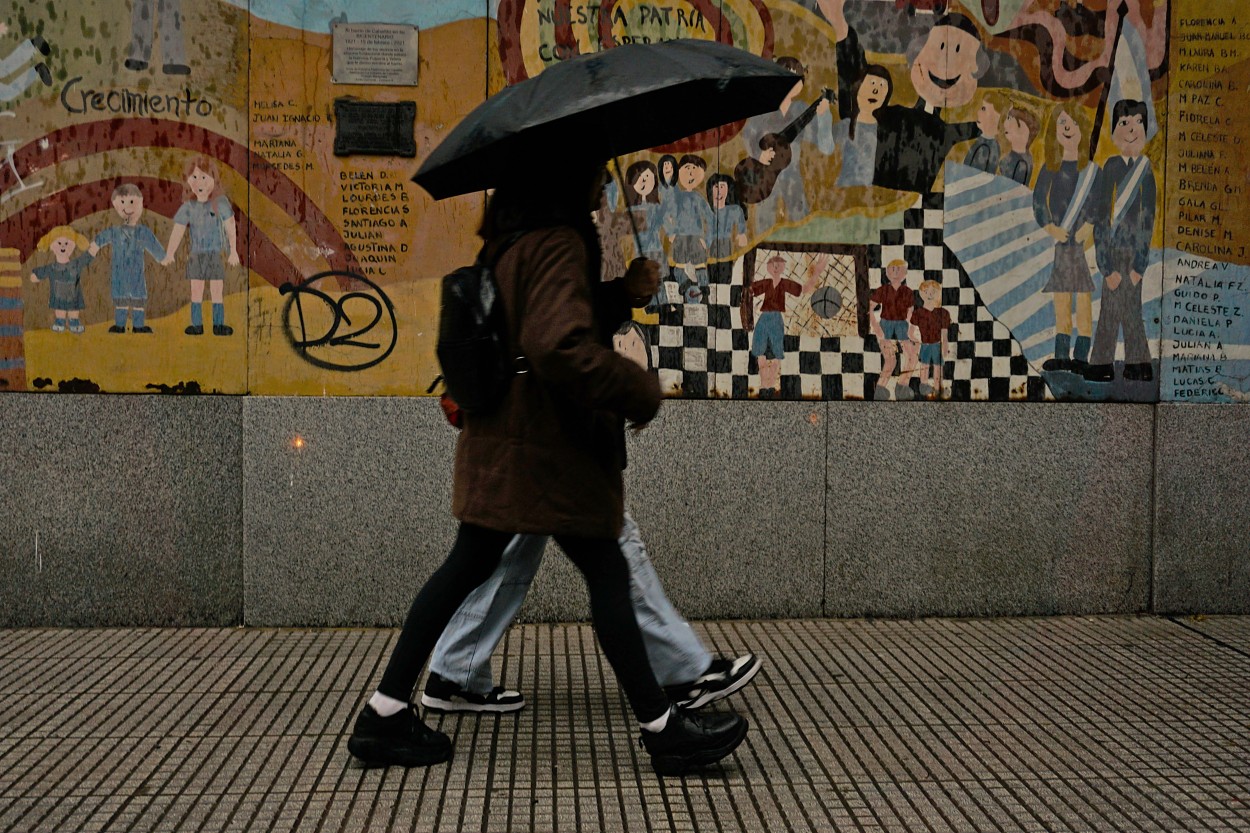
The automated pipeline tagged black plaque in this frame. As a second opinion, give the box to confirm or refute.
[333,99,417,157]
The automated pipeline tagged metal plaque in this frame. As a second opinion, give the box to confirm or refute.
[331,22,419,86]
[333,99,417,157]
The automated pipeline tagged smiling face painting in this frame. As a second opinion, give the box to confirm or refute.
[910,15,986,110]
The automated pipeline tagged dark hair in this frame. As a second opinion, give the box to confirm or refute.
[478,156,604,241]
[614,320,652,371]
[775,56,805,77]
[677,154,706,171]
[849,65,893,141]
[625,161,660,206]
[1112,99,1149,131]
[935,12,982,42]
[657,154,678,187]
[705,172,740,207]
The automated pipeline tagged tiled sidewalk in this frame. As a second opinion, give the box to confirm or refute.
[1,616,1248,832]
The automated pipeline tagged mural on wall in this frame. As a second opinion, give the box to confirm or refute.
[509,0,1178,401]
[0,0,1245,402]
[0,1,485,394]
[0,1,250,393]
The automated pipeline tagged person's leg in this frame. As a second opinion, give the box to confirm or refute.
[157,0,189,73]
[0,41,37,78]
[375,523,513,702]
[349,522,516,768]
[558,531,753,775]
[1122,287,1151,364]
[127,0,155,67]
[428,532,546,696]
[619,511,763,709]
[1072,292,1093,370]
[554,534,669,723]
[210,278,231,335]
[188,277,205,333]
[0,66,43,102]
[879,337,897,380]
[618,513,712,686]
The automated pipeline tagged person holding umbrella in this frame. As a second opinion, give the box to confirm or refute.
[349,157,745,777]
[347,40,799,776]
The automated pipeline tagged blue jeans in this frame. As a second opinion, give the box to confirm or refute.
[429,512,712,693]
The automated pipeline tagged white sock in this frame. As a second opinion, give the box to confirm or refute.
[368,691,408,717]
[640,707,672,733]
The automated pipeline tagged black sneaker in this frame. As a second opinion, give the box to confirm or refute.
[212,324,233,336]
[108,325,126,334]
[420,672,524,713]
[346,704,452,767]
[641,709,748,776]
[185,325,203,335]
[664,654,762,709]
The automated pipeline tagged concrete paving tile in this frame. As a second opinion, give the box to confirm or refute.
[2,618,1249,832]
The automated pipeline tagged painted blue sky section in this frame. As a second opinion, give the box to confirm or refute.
[227,1,492,32]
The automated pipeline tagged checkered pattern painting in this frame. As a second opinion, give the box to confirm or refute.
[646,194,1047,401]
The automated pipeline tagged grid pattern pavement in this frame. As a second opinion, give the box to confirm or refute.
[1,616,1248,833]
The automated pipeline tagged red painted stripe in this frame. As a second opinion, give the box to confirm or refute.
[0,176,303,289]
[0,118,360,276]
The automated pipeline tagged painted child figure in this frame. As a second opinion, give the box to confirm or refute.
[963,92,1003,174]
[870,259,919,400]
[29,226,93,334]
[1084,100,1155,383]
[748,253,825,397]
[662,155,714,304]
[90,184,165,333]
[909,280,952,399]
[162,156,239,336]
[998,107,1039,186]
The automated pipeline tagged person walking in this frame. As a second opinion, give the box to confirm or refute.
[348,157,749,776]
[422,511,762,714]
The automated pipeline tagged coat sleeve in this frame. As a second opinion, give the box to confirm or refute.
[516,229,661,424]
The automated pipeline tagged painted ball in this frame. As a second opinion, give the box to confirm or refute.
[810,286,842,319]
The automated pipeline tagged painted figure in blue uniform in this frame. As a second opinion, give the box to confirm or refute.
[29,226,92,334]
[163,156,240,336]
[90,184,166,334]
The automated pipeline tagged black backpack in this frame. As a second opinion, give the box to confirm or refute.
[435,233,525,416]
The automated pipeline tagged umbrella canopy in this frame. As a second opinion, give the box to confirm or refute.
[413,39,799,200]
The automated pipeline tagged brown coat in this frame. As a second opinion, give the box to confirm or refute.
[451,226,661,538]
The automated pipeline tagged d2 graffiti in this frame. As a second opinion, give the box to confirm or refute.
[280,272,397,371]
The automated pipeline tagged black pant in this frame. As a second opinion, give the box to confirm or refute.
[377,522,670,722]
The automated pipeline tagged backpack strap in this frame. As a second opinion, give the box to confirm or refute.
[479,230,530,375]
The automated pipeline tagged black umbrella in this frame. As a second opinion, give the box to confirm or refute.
[412,39,799,200]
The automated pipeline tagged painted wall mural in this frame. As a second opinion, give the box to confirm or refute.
[0,0,1245,402]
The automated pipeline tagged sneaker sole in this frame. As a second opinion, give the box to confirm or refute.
[649,718,749,776]
[420,694,525,714]
[347,735,453,768]
[680,657,763,710]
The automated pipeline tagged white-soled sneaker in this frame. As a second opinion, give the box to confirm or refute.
[664,653,762,709]
[420,672,525,713]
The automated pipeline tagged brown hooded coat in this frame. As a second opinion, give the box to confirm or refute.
[451,226,661,539]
